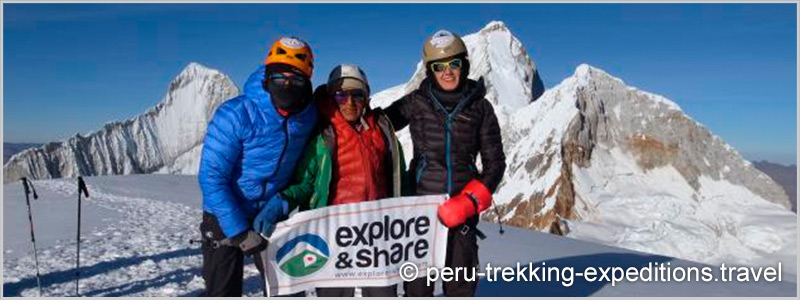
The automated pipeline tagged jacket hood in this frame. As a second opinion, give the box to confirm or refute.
[244,65,268,98]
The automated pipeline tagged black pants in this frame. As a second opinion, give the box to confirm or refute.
[199,212,305,297]
[403,224,480,297]
[316,285,397,297]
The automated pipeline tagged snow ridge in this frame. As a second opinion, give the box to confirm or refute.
[3,63,239,182]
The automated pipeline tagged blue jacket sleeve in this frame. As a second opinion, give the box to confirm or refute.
[198,100,250,238]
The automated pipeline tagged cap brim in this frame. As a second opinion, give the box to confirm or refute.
[329,78,369,94]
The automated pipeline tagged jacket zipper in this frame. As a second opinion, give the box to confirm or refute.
[428,86,471,196]
[416,156,428,184]
[444,118,453,195]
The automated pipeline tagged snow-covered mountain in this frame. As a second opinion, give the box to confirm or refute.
[494,64,795,273]
[3,63,239,183]
[3,21,794,277]
[371,21,795,274]
[372,21,544,110]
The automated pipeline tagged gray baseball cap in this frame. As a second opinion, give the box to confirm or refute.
[327,64,370,95]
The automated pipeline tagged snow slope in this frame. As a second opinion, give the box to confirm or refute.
[3,175,795,297]
[3,176,207,297]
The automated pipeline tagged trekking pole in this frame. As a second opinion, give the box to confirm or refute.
[21,177,43,297]
[492,200,505,235]
[75,176,89,296]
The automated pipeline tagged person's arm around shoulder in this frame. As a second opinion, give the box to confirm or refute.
[384,93,415,131]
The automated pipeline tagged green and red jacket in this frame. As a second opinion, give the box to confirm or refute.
[280,108,409,211]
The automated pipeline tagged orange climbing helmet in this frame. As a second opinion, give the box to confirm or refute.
[264,37,314,78]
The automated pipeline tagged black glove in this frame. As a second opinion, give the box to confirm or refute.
[231,230,267,255]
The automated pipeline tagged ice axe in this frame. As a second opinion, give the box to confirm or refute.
[257,245,272,297]
[493,202,505,235]
[256,233,275,297]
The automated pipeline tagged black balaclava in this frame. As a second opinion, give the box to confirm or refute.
[263,64,312,114]
[427,54,470,111]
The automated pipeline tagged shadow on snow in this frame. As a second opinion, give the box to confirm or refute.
[3,247,200,296]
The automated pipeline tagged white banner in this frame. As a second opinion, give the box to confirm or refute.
[261,195,449,296]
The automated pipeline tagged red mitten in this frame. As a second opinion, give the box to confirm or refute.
[438,193,473,228]
[462,179,492,212]
[437,179,493,228]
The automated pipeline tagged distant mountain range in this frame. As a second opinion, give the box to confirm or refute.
[6,140,794,211]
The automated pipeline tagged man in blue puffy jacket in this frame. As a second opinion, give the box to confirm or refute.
[197,37,318,296]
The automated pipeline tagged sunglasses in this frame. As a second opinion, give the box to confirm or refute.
[429,58,463,73]
[267,72,307,87]
[333,90,368,105]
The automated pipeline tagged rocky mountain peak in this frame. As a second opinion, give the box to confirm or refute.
[479,20,511,33]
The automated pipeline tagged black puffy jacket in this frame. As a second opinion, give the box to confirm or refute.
[385,77,506,201]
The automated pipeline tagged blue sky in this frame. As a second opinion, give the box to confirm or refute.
[3,3,797,164]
